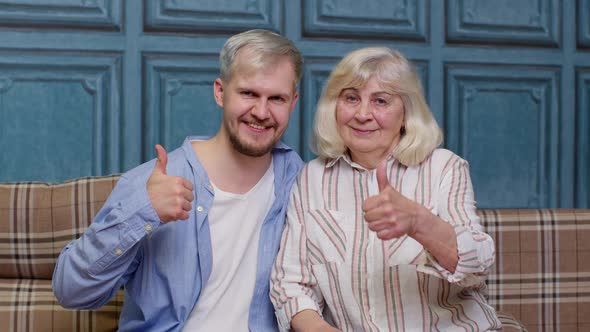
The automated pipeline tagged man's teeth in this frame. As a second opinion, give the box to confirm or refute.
[248,123,266,129]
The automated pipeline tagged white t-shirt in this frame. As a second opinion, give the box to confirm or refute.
[182,161,275,331]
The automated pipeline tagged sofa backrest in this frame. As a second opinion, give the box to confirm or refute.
[480,209,590,331]
[0,175,119,279]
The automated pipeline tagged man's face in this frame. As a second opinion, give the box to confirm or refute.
[214,53,298,157]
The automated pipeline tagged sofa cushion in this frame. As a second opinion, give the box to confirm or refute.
[0,176,119,279]
[0,278,122,331]
[480,209,590,332]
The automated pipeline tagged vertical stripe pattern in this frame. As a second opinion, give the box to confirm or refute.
[271,150,504,331]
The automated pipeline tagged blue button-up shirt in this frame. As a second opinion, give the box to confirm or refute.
[52,137,303,331]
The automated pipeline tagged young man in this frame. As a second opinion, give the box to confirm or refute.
[52,29,304,331]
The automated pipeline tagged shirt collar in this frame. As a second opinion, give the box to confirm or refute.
[325,151,395,170]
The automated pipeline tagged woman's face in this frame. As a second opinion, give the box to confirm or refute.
[335,75,405,168]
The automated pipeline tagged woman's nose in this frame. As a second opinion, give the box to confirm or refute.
[354,103,372,121]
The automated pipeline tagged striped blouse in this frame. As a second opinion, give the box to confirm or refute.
[270,149,501,331]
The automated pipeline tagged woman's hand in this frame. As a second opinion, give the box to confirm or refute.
[362,160,424,240]
[363,159,459,272]
[291,310,341,332]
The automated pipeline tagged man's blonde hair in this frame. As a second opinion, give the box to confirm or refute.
[219,29,303,87]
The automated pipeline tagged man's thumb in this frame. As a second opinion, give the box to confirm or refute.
[376,159,389,192]
[154,144,168,175]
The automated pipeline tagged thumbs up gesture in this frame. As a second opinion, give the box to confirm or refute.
[147,144,195,222]
[362,159,421,240]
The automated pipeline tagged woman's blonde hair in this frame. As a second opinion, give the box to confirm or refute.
[312,47,442,166]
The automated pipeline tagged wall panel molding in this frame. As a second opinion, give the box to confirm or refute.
[446,64,560,208]
[446,0,560,47]
[143,54,220,160]
[301,60,334,161]
[0,52,121,182]
[576,68,590,207]
[0,0,121,30]
[579,0,590,48]
[302,0,427,41]
[145,0,281,33]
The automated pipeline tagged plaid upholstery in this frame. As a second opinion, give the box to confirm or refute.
[481,209,590,332]
[0,175,587,331]
[0,176,119,279]
[0,279,123,332]
[0,176,121,331]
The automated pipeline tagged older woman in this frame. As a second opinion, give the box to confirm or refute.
[270,47,501,331]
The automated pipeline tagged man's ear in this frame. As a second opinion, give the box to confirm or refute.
[213,78,224,107]
[290,91,299,111]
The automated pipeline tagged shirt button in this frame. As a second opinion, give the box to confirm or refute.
[115,248,122,255]
[207,184,213,190]
[197,206,203,212]
[145,224,152,232]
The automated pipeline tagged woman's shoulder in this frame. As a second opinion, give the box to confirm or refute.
[303,157,333,170]
[296,157,337,182]
[426,148,469,172]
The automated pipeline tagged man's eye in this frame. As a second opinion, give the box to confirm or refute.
[270,96,285,103]
[241,91,254,97]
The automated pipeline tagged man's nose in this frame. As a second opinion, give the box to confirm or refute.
[251,100,271,120]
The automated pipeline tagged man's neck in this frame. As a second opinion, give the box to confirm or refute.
[191,134,273,195]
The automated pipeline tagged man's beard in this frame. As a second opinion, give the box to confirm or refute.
[226,122,279,157]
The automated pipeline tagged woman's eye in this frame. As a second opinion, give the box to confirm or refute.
[374,98,387,105]
[345,95,358,103]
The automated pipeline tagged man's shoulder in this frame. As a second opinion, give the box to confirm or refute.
[272,143,303,167]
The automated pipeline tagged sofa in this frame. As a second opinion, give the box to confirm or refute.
[0,175,587,331]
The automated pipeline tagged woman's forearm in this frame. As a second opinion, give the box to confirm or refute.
[411,208,459,273]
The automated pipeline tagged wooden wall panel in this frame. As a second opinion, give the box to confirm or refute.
[143,55,220,160]
[0,53,121,181]
[577,69,590,207]
[0,0,587,208]
[446,65,559,208]
[447,0,560,46]
[302,0,427,41]
[145,0,281,33]
[579,0,590,48]
[0,0,121,30]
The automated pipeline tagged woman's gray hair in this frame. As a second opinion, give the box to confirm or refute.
[312,47,443,166]
[219,29,303,87]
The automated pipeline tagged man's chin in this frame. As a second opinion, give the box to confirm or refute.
[237,145,273,157]
[229,136,276,157]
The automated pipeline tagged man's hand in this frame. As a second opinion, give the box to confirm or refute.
[147,144,195,222]
[362,159,422,240]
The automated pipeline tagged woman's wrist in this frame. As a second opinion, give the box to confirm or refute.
[291,309,330,332]
[408,204,433,239]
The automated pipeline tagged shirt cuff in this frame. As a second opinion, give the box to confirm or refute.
[88,184,162,275]
[417,225,493,287]
[275,296,322,332]
[127,185,162,238]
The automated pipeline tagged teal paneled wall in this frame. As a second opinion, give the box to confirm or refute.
[0,0,588,209]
